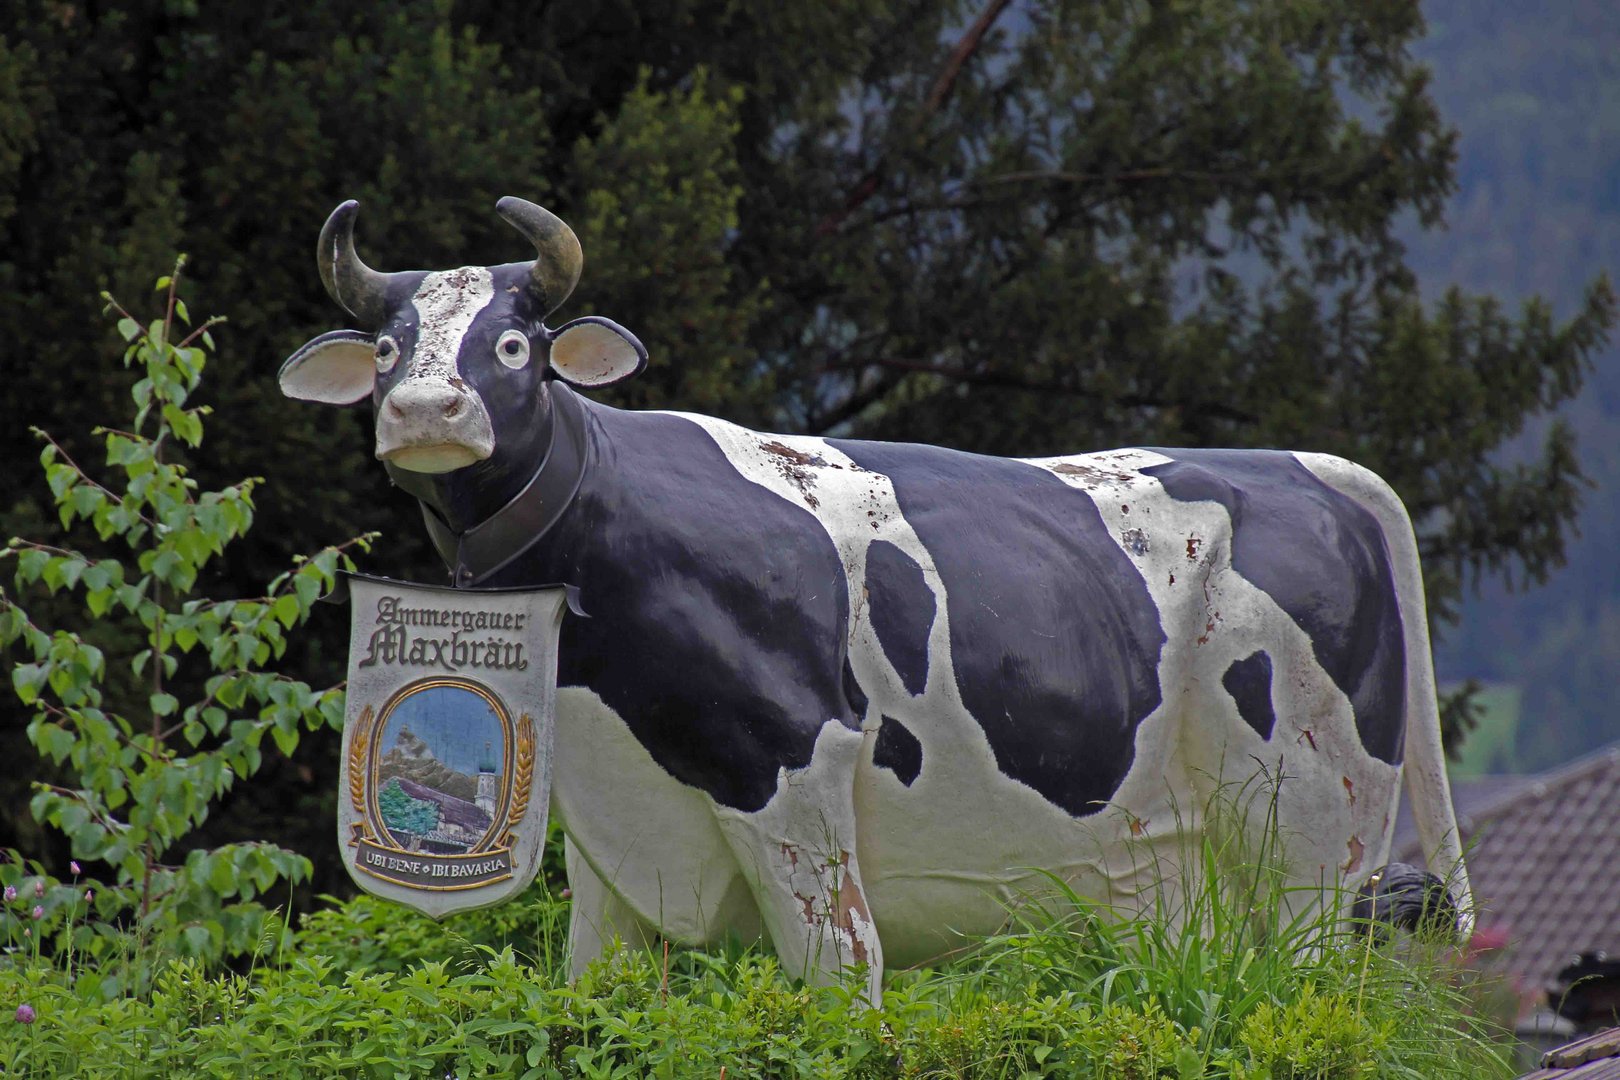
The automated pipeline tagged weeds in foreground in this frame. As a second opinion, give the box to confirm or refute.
[2,793,1512,1078]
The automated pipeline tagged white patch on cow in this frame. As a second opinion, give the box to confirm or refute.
[714,719,883,1004]
[1295,452,1473,925]
[405,267,495,383]
[659,415,1419,969]
[374,268,499,471]
[1027,450,1402,921]
[551,686,759,971]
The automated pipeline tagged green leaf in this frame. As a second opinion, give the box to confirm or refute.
[272,594,300,629]
[57,801,91,835]
[16,548,50,583]
[182,924,212,956]
[208,855,239,895]
[12,662,45,704]
[150,692,179,717]
[271,723,298,757]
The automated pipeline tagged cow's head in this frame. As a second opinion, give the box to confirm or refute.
[279,197,645,480]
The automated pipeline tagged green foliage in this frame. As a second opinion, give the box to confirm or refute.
[0,268,369,991]
[0,832,1512,1079]
[0,781,1510,1077]
[1408,2,1620,769]
[375,777,440,836]
[1233,983,1387,1080]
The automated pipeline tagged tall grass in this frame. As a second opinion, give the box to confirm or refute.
[3,787,1513,1078]
[910,779,1509,1078]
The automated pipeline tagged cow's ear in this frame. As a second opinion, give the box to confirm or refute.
[548,317,647,388]
[279,329,377,405]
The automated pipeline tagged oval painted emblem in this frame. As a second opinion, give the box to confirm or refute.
[347,677,532,892]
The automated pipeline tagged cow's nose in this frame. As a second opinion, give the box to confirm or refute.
[385,380,468,421]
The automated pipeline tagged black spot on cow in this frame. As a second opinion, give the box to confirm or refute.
[864,540,934,696]
[872,716,923,786]
[843,656,870,719]
[831,439,1166,818]
[1143,450,1405,764]
[505,397,858,812]
[1222,651,1276,740]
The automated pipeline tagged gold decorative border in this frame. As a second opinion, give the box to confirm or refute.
[502,714,535,850]
[348,704,374,818]
[362,676,515,857]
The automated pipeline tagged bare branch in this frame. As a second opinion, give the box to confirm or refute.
[925,0,1015,113]
[805,369,912,434]
[824,355,1260,425]
[816,0,1017,237]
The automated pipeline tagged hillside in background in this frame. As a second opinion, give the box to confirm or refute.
[1414,0,1620,771]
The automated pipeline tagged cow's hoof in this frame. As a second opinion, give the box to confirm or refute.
[1350,862,1460,941]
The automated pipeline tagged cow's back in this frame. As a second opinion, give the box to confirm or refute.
[550,405,1422,965]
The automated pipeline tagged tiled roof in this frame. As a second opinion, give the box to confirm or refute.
[1522,1028,1620,1079]
[397,776,493,834]
[1393,744,1620,990]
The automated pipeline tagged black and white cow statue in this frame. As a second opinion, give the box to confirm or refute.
[282,198,1472,1002]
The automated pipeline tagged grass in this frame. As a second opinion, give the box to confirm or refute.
[1,800,1515,1079]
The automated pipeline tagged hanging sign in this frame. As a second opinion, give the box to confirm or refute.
[333,573,572,918]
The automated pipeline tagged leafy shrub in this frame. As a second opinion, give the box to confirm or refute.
[0,265,369,994]
[1233,983,1388,1079]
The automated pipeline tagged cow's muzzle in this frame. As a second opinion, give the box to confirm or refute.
[375,379,495,473]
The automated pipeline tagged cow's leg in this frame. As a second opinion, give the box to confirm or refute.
[714,720,884,1005]
[564,834,658,980]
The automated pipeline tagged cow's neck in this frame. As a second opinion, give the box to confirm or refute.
[399,384,589,588]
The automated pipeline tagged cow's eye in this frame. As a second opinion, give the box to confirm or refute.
[496,329,530,370]
[375,336,399,373]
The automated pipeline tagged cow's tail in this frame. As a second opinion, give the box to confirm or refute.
[1297,453,1474,936]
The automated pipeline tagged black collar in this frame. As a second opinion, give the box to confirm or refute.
[420,383,589,588]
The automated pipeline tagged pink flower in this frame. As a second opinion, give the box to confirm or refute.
[31,906,43,920]
[2,886,14,902]
[14,1004,34,1024]
[32,881,43,899]
[84,889,93,902]
[70,861,80,876]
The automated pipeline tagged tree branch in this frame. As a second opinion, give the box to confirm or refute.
[925,0,1015,113]
[805,369,912,434]
[822,355,1260,425]
[816,0,1016,237]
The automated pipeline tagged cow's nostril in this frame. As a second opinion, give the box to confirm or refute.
[443,397,464,418]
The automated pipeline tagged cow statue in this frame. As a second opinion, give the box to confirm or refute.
[281,197,1472,1002]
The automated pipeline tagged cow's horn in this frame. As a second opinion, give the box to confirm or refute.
[317,200,392,327]
[496,196,583,318]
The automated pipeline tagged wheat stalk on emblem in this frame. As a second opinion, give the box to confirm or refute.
[348,704,373,817]
[503,714,536,848]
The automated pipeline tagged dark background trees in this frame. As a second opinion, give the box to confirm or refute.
[1,0,1613,894]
